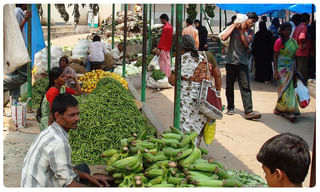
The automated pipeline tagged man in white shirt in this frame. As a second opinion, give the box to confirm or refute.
[21,94,109,187]
[88,35,108,71]
[110,42,126,65]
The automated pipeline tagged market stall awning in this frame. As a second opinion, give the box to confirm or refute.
[216,4,315,15]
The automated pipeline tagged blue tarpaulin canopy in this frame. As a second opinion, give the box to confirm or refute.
[216,4,315,15]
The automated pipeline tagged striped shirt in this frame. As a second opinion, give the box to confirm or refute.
[21,122,78,187]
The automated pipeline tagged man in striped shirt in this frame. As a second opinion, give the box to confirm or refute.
[21,94,109,187]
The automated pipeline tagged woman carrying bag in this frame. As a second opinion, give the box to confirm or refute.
[179,34,222,146]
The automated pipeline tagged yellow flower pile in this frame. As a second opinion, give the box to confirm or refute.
[79,70,128,93]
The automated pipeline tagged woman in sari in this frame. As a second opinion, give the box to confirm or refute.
[36,67,82,130]
[273,23,299,122]
[180,34,222,146]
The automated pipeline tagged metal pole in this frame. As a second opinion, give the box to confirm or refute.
[312,4,315,23]
[173,4,183,129]
[200,4,203,24]
[141,4,148,102]
[170,4,174,64]
[112,4,115,49]
[288,11,291,21]
[148,4,152,54]
[47,4,51,74]
[27,4,32,108]
[153,4,155,21]
[224,10,227,29]
[122,4,127,77]
[219,8,222,33]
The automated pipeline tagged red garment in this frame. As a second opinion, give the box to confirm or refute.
[157,22,173,52]
[46,87,76,109]
[274,38,283,52]
[292,23,310,56]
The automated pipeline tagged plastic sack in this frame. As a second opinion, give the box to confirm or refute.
[218,13,248,47]
[147,76,172,89]
[148,55,160,71]
[4,4,30,74]
[295,79,310,108]
[11,98,30,128]
[203,120,216,145]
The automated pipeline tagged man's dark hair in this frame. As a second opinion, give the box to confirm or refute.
[93,35,101,42]
[194,19,200,24]
[290,14,301,25]
[16,4,24,8]
[246,12,258,21]
[261,15,267,22]
[159,14,169,21]
[300,13,310,23]
[51,93,78,120]
[186,18,193,25]
[257,132,310,185]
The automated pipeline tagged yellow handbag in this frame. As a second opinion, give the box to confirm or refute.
[203,120,216,145]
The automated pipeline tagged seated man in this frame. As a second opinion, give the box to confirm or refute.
[257,132,310,187]
[21,93,109,187]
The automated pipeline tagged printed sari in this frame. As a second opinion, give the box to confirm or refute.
[275,38,300,114]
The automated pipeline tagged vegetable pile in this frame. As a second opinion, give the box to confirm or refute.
[114,64,142,76]
[103,127,267,187]
[79,70,128,93]
[70,77,156,165]
[134,54,154,68]
[151,70,166,81]
[20,76,49,109]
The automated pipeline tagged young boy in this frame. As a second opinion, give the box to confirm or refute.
[257,132,310,187]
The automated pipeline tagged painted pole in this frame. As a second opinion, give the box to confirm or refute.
[200,4,203,24]
[47,4,51,73]
[224,10,227,29]
[170,4,174,65]
[173,4,183,129]
[27,4,32,108]
[141,4,148,102]
[148,4,152,54]
[112,4,115,49]
[122,4,128,77]
[219,8,222,33]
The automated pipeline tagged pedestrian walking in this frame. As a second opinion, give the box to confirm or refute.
[182,18,199,50]
[292,13,311,81]
[156,13,173,77]
[252,21,274,83]
[194,19,208,51]
[179,34,222,146]
[289,14,301,37]
[273,23,300,122]
[220,12,261,120]
[269,18,280,41]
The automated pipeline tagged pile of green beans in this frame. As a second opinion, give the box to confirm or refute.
[69,77,156,165]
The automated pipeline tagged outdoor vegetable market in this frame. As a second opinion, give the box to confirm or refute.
[2,3,316,188]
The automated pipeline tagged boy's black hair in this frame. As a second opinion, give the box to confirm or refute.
[300,13,310,23]
[51,93,78,121]
[93,35,101,42]
[257,132,310,185]
[246,12,258,21]
[186,18,193,25]
[159,14,169,21]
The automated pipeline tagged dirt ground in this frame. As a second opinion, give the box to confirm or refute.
[2,33,315,187]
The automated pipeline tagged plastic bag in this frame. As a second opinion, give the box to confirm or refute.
[147,76,172,89]
[4,4,30,74]
[148,55,160,71]
[203,120,216,145]
[218,13,248,47]
[295,79,310,108]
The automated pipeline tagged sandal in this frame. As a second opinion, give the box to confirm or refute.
[273,109,281,116]
[245,111,262,120]
[227,109,235,115]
